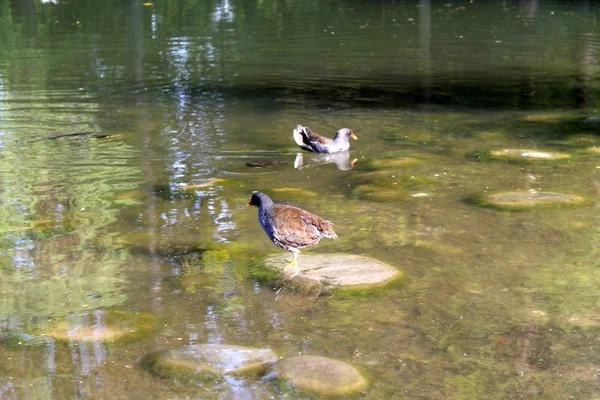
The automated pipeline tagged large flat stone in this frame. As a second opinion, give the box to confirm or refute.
[36,310,158,344]
[147,344,278,379]
[489,149,571,161]
[264,253,401,294]
[275,355,367,397]
[480,191,590,210]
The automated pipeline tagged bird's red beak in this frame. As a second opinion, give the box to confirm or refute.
[247,201,253,206]
[350,131,358,140]
[351,158,358,168]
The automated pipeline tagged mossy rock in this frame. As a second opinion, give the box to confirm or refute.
[469,191,592,211]
[351,184,409,202]
[566,314,600,329]
[275,355,367,397]
[180,178,226,191]
[352,171,435,189]
[584,115,600,126]
[470,149,572,164]
[518,113,571,123]
[112,189,147,205]
[549,135,599,148]
[164,272,219,293]
[370,157,421,169]
[489,149,571,161]
[264,254,402,296]
[23,219,68,238]
[145,344,278,381]
[33,310,159,344]
[587,147,600,154]
[31,219,56,231]
[247,257,282,286]
[476,131,508,141]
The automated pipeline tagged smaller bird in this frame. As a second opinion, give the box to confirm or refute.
[246,160,288,168]
[247,192,337,264]
[293,125,357,153]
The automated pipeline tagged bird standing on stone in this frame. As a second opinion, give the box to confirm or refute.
[247,192,337,264]
[293,125,357,153]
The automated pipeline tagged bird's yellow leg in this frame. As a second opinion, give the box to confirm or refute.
[284,252,298,266]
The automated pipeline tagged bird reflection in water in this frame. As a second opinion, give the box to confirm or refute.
[293,151,357,171]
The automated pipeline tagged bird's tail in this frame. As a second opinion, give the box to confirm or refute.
[293,124,308,146]
[320,220,337,239]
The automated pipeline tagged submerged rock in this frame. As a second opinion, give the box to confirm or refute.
[180,178,225,190]
[164,271,219,293]
[264,253,401,295]
[518,113,570,123]
[587,147,600,154]
[146,344,278,379]
[370,157,421,169]
[550,134,599,148]
[567,314,600,328]
[472,190,591,210]
[488,149,571,161]
[584,115,600,126]
[36,310,158,344]
[112,189,147,205]
[275,355,367,397]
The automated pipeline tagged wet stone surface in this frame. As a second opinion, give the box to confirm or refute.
[147,344,278,379]
[476,190,590,210]
[35,310,158,344]
[275,355,368,397]
[264,253,401,295]
[489,149,571,161]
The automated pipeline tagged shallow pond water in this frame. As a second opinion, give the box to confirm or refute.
[1,0,600,399]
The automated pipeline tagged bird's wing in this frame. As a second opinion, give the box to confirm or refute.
[271,206,335,248]
[303,126,332,145]
[299,214,337,239]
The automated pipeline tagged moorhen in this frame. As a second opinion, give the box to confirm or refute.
[247,192,337,264]
[293,125,357,153]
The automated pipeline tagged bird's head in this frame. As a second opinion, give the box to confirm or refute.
[247,191,269,207]
[336,128,357,140]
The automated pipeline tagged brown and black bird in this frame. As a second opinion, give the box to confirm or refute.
[247,192,337,264]
[293,125,357,153]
